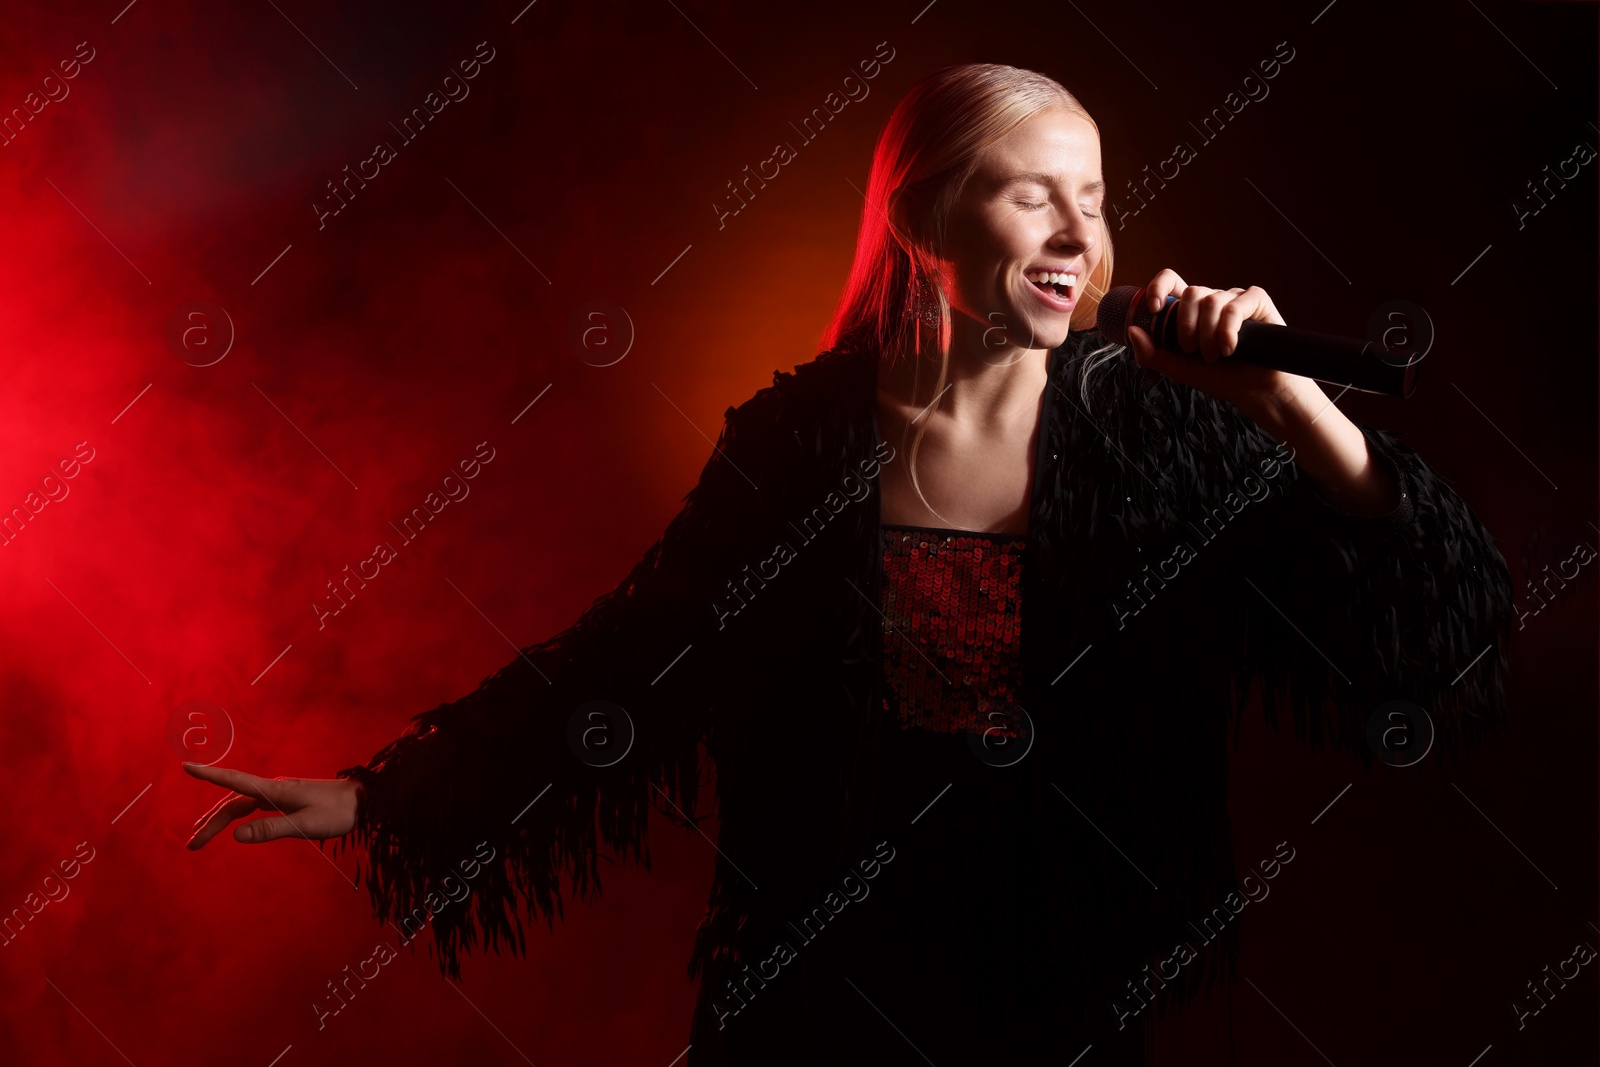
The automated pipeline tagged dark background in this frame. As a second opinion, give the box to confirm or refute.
[0,0,1593,1063]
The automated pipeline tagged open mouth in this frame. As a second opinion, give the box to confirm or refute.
[1026,270,1077,302]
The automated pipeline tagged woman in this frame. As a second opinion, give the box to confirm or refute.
[185,64,1511,1064]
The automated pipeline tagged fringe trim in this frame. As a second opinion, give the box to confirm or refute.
[330,325,1514,1067]
[330,376,796,981]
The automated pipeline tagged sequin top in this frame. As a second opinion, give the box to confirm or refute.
[879,523,1027,737]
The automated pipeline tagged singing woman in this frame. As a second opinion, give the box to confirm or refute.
[185,62,1512,1065]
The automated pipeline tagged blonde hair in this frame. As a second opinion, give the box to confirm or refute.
[820,62,1121,524]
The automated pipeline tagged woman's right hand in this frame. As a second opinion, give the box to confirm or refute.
[183,763,363,850]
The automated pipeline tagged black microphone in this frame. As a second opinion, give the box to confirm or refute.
[1095,285,1419,399]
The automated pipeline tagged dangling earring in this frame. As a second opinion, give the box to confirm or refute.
[911,267,942,332]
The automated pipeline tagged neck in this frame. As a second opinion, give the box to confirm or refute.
[881,312,1053,428]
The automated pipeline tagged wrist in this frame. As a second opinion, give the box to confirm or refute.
[1253,381,1402,517]
[1237,372,1314,440]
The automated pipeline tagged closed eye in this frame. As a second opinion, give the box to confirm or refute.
[1014,198,1101,220]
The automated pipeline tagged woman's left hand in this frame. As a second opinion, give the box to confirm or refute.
[1124,269,1303,419]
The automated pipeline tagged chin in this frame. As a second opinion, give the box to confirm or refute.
[1018,314,1071,351]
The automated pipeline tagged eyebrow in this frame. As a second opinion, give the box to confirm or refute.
[1001,172,1105,194]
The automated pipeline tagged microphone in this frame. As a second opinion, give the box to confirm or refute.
[1095,285,1419,398]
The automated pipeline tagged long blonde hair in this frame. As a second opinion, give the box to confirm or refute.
[820,63,1121,524]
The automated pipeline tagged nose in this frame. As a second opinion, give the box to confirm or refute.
[1051,208,1097,258]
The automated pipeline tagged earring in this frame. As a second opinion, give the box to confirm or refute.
[911,268,942,332]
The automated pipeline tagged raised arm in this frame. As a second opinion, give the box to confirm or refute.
[1119,278,1513,763]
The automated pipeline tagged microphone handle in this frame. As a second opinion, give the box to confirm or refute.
[1148,294,1419,398]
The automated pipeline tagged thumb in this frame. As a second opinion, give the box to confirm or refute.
[1128,325,1181,378]
[235,815,306,844]
[1127,325,1158,366]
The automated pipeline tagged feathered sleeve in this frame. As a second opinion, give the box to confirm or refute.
[331,384,789,980]
[1114,350,1514,765]
[1216,395,1512,763]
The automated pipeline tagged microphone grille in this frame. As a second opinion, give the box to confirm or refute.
[1096,284,1147,346]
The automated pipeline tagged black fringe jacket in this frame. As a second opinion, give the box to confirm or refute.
[335,328,1513,1063]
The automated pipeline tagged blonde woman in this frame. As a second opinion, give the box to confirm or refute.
[187,63,1511,1065]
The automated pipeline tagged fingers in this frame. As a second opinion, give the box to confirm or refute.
[182,762,273,801]
[1131,281,1288,408]
[1128,326,1177,377]
[187,793,259,850]
[183,763,303,814]
[1165,285,1268,362]
[1172,286,1215,355]
[1143,268,1187,313]
[183,763,309,850]
[1216,286,1275,356]
[1131,324,1204,395]
[1128,324,1150,363]
[1195,290,1235,363]
[234,814,309,845]
[190,789,245,832]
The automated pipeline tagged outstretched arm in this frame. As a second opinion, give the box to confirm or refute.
[331,385,791,980]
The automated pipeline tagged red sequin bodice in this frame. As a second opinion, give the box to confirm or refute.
[879,523,1026,735]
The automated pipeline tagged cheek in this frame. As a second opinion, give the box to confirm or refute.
[944,209,1038,311]
[961,263,1024,317]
